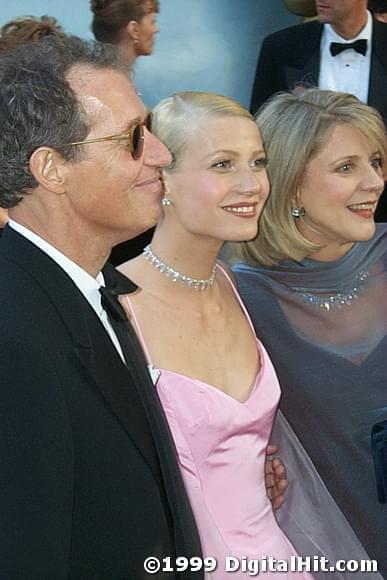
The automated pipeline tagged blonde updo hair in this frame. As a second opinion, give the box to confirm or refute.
[239,88,386,266]
[151,91,254,171]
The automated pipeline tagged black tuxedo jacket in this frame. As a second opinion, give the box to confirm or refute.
[250,19,387,118]
[0,226,203,580]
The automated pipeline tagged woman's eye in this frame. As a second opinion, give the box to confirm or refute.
[251,157,267,169]
[370,157,382,169]
[212,160,231,169]
[337,162,353,173]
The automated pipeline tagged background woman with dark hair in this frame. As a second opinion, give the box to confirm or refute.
[90,0,159,66]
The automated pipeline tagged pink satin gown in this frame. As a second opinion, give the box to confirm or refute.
[123,266,313,579]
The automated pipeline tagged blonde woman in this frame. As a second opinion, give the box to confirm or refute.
[118,92,313,578]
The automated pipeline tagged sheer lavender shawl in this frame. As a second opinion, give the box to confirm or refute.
[233,225,386,578]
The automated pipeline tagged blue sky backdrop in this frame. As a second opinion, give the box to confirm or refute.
[0,0,297,108]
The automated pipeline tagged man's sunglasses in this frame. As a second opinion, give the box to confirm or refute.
[64,121,145,160]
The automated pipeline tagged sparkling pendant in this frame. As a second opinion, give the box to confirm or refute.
[294,271,369,311]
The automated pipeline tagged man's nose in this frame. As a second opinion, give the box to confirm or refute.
[143,129,172,168]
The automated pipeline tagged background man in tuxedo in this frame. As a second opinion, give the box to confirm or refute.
[250,0,387,221]
[0,36,203,579]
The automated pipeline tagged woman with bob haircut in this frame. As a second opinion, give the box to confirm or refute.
[233,88,386,576]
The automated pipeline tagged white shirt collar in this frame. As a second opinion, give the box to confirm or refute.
[8,219,105,317]
[324,10,372,45]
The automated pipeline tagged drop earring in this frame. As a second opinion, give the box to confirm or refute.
[161,181,172,207]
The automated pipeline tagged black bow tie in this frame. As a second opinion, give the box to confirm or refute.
[330,39,367,57]
[99,286,128,322]
[100,262,138,322]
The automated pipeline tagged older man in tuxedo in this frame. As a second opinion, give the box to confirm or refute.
[0,36,204,579]
[250,0,387,221]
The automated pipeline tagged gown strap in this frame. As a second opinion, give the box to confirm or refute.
[121,294,153,366]
[216,262,259,338]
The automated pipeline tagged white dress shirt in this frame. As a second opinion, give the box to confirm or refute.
[8,219,125,362]
[319,10,372,103]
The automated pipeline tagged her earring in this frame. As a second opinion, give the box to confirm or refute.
[291,206,305,218]
[291,189,305,218]
[161,197,172,207]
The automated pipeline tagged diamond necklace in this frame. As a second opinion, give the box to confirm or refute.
[142,244,217,291]
[293,270,369,311]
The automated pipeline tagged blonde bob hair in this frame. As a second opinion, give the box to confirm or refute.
[239,88,386,266]
[151,91,254,171]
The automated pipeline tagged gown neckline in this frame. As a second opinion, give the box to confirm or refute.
[151,341,264,406]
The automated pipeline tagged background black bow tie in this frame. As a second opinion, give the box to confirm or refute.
[330,39,367,57]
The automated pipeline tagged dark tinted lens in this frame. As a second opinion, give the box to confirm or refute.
[132,124,144,160]
[145,111,152,131]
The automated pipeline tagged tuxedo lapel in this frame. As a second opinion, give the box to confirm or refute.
[284,55,320,91]
[1,227,161,476]
[73,314,162,475]
[284,22,322,91]
[369,20,387,122]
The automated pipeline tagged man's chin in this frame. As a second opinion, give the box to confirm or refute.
[127,218,157,239]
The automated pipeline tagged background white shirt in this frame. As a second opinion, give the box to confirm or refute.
[319,11,372,103]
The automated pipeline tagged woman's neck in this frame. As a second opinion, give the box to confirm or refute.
[117,41,137,67]
[306,241,355,262]
[149,227,222,281]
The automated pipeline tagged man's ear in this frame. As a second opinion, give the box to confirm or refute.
[29,147,67,194]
